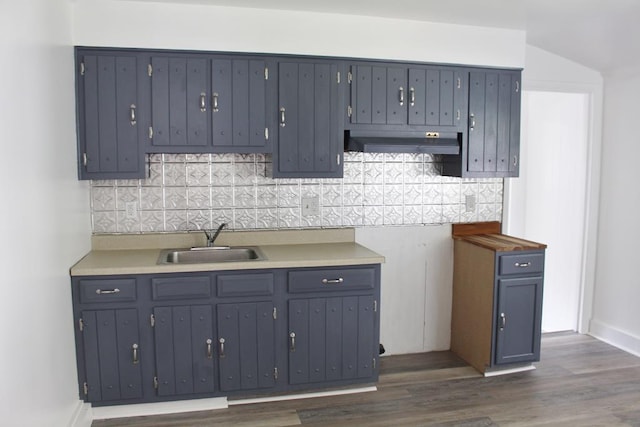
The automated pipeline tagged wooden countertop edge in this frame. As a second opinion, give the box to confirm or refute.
[453,233,547,251]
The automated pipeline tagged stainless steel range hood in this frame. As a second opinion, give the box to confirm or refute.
[345,130,461,155]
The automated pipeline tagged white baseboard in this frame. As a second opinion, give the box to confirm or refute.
[91,397,228,420]
[228,386,377,406]
[483,365,536,377]
[68,401,92,427]
[589,318,640,357]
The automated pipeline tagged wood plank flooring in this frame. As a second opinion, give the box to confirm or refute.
[93,333,640,426]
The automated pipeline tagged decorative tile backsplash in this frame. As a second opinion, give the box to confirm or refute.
[90,153,503,233]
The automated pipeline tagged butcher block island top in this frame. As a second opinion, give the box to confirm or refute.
[70,228,385,276]
[452,222,547,251]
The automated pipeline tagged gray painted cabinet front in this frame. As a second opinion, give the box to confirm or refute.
[274,61,343,178]
[71,264,380,406]
[75,51,145,180]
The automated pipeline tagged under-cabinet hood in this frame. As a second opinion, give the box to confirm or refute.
[345,130,460,155]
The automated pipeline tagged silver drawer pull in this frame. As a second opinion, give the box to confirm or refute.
[95,288,120,295]
[500,313,506,331]
[322,278,344,285]
[514,262,531,268]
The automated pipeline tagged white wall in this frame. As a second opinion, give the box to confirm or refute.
[72,0,525,67]
[590,68,640,356]
[0,1,92,426]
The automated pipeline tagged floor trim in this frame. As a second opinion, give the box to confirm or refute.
[91,397,228,420]
[68,401,92,427]
[483,364,535,377]
[589,318,640,357]
[228,386,377,406]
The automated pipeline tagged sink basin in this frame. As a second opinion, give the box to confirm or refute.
[157,246,265,264]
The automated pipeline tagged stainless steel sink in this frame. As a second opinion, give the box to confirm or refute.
[157,246,265,264]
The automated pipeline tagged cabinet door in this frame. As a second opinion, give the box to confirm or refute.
[288,296,376,385]
[150,56,209,150]
[80,309,142,402]
[211,59,269,151]
[153,305,215,396]
[217,302,276,391]
[468,70,521,175]
[494,276,543,365]
[77,53,144,179]
[275,61,341,178]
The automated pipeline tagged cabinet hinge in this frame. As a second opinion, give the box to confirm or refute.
[457,77,461,89]
[82,153,88,168]
[80,62,85,76]
[347,105,353,117]
[515,80,520,93]
[265,67,269,80]
[150,314,155,327]
[374,300,378,312]
[274,367,278,380]
[265,127,269,141]
[153,376,159,389]
[337,154,341,166]
[78,318,84,332]
[373,358,376,369]
[272,307,277,320]
[337,71,341,84]
[148,126,153,139]
[347,70,353,84]
[148,64,153,77]
[456,109,461,121]
[83,382,88,396]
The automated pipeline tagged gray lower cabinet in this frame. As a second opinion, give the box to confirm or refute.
[71,264,380,406]
[451,241,544,374]
[286,266,379,387]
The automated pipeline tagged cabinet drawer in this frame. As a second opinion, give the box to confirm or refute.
[217,273,274,297]
[499,253,544,276]
[79,278,137,303]
[152,276,211,300]
[288,267,375,293]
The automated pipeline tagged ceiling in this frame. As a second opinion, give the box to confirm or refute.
[117,0,640,73]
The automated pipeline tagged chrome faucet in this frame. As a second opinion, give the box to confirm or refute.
[204,223,227,247]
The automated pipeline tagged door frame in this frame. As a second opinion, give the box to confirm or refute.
[502,79,603,334]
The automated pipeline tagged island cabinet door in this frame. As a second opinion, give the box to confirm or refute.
[152,305,215,396]
[494,276,544,365]
[216,302,277,392]
[288,296,376,385]
[80,309,143,402]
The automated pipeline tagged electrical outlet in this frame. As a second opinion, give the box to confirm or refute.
[125,201,138,219]
[301,196,320,217]
[465,195,476,213]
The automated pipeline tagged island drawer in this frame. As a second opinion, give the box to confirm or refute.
[499,252,544,276]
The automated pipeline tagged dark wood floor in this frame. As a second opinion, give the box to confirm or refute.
[93,333,640,426]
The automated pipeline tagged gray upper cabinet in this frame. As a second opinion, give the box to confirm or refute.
[347,64,468,131]
[210,59,272,152]
[75,50,146,180]
[274,61,343,178]
[443,69,521,178]
[149,55,210,150]
[148,54,272,154]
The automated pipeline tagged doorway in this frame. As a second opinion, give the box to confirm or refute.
[505,91,589,332]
